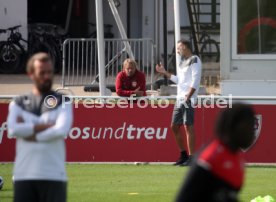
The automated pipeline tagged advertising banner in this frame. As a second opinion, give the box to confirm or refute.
[0,100,275,163]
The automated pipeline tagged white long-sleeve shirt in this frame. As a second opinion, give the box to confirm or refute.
[7,92,73,181]
[170,55,202,102]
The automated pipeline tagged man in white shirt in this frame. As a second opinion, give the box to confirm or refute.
[7,52,73,202]
[156,39,202,166]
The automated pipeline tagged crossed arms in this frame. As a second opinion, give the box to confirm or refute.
[7,101,73,142]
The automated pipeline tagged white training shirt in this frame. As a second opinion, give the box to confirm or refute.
[170,55,202,102]
[7,92,73,181]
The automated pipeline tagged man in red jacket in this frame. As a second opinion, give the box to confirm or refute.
[116,59,146,97]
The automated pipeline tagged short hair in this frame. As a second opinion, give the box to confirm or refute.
[215,103,255,139]
[123,58,138,70]
[177,39,192,51]
[26,52,52,73]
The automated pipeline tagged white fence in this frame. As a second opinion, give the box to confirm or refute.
[61,38,155,89]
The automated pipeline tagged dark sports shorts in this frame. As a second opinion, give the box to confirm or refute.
[171,100,194,125]
[14,180,67,202]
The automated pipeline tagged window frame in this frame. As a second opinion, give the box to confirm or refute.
[231,0,276,60]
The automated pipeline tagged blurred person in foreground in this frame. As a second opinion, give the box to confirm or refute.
[175,103,256,202]
[7,52,73,202]
[116,58,146,97]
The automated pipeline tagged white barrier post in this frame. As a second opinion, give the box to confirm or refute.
[96,0,106,96]
[174,0,181,74]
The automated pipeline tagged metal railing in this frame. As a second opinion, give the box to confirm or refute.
[60,38,155,90]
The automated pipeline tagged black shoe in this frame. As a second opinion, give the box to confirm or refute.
[173,156,188,166]
[180,156,193,166]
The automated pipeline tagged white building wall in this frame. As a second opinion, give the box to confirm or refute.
[142,0,155,39]
[0,0,28,45]
[129,0,142,38]
[220,0,231,80]
[220,0,276,96]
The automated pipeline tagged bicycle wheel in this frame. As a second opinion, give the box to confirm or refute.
[0,42,24,74]
[200,39,220,63]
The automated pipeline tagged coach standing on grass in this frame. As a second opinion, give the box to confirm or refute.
[156,39,202,166]
[7,52,73,202]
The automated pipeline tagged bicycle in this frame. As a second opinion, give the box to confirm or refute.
[0,25,27,74]
[28,23,65,73]
[198,29,220,63]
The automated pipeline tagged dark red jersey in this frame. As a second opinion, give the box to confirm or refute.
[199,139,244,189]
[115,70,146,97]
[176,139,245,202]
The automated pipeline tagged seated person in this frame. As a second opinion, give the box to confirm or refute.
[175,103,256,202]
[116,59,146,97]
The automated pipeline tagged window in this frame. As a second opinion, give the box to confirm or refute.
[232,0,276,59]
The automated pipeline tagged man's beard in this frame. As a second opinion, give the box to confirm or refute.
[36,79,52,93]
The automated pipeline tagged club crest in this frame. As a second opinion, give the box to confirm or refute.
[242,114,262,152]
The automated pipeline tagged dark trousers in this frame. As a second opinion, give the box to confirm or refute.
[14,180,67,202]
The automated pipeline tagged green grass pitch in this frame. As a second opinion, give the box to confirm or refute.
[1,164,276,202]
